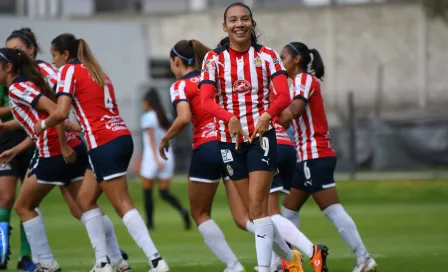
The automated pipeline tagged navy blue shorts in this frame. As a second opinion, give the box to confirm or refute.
[271,144,297,193]
[292,156,337,193]
[220,129,277,181]
[190,140,227,183]
[88,135,133,182]
[28,142,88,186]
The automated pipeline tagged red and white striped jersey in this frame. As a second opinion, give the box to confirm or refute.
[290,73,335,162]
[8,77,80,158]
[199,44,287,143]
[56,60,131,150]
[270,83,294,147]
[170,70,217,149]
[36,60,57,90]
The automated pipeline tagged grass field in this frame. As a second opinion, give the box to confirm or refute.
[5,178,448,271]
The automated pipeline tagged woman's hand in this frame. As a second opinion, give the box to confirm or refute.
[228,116,250,150]
[251,112,272,147]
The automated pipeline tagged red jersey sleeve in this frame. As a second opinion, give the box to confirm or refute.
[198,51,218,88]
[56,65,76,97]
[9,82,42,108]
[264,48,288,79]
[170,80,188,105]
[38,62,58,90]
[266,74,291,118]
[200,84,234,123]
[292,73,315,103]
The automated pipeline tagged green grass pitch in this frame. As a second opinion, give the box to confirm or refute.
[5,178,448,271]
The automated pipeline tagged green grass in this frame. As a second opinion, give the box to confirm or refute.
[5,179,448,271]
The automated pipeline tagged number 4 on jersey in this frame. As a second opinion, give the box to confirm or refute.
[104,85,114,114]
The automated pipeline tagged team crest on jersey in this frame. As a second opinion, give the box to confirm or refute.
[206,59,216,69]
[226,164,234,176]
[254,56,262,67]
[232,80,251,94]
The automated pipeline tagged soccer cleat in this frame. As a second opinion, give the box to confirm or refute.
[90,262,113,272]
[112,259,132,272]
[253,266,278,272]
[282,250,303,272]
[120,249,129,261]
[18,256,36,272]
[353,257,377,272]
[310,244,329,272]
[225,266,246,272]
[0,223,11,268]
[33,261,61,272]
[149,259,169,272]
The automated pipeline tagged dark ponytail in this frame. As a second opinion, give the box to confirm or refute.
[217,37,230,47]
[223,2,260,45]
[309,49,325,80]
[170,39,211,70]
[0,48,55,101]
[52,33,106,86]
[6,27,40,58]
[144,88,171,130]
[286,42,325,80]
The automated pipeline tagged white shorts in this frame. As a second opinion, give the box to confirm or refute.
[140,152,174,180]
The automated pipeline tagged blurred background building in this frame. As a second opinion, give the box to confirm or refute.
[0,0,447,175]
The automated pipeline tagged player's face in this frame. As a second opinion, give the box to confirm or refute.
[223,6,253,45]
[6,38,34,59]
[281,46,299,79]
[50,45,67,69]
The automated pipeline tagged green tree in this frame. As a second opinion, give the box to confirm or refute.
[423,0,448,23]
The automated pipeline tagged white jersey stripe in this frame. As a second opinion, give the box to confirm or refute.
[249,48,260,133]
[62,66,75,94]
[236,55,248,136]
[73,97,97,148]
[221,51,232,142]
[305,105,318,159]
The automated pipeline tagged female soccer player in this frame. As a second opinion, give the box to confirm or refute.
[278,41,377,272]
[34,33,169,272]
[199,3,302,271]
[3,28,130,272]
[159,39,247,272]
[140,87,190,230]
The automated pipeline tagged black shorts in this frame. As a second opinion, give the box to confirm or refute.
[271,144,296,193]
[28,142,89,186]
[88,135,133,183]
[0,130,33,180]
[291,156,337,193]
[190,140,228,183]
[219,129,277,181]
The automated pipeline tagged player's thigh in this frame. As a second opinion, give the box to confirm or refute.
[224,179,249,229]
[283,188,310,212]
[14,173,53,215]
[188,179,219,225]
[75,169,102,212]
[101,175,135,218]
[60,184,83,220]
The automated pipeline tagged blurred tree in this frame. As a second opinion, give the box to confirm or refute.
[423,0,448,23]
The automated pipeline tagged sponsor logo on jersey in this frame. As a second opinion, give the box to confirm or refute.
[206,59,216,69]
[100,115,128,131]
[232,80,251,94]
[272,58,281,64]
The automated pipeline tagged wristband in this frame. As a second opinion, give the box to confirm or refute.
[41,120,47,130]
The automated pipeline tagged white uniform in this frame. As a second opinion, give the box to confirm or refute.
[140,111,174,180]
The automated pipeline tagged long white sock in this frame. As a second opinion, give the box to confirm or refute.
[32,208,43,263]
[81,208,108,263]
[271,214,314,258]
[272,221,294,261]
[282,206,300,229]
[198,219,242,269]
[103,215,122,264]
[323,204,370,264]
[22,215,54,264]
[123,209,161,264]
[253,217,274,271]
[246,220,255,234]
[270,252,280,270]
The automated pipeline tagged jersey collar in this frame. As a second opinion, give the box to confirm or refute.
[182,70,201,79]
[13,76,27,83]
[69,59,81,64]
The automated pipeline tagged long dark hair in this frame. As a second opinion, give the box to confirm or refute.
[170,40,211,71]
[286,42,325,80]
[51,33,106,86]
[0,48,55,101]
[6,28,40,58]
[223,2,259,45]
[144,88,171,130]
[218,37,230,47]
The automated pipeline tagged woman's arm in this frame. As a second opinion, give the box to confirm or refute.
[200,84,234,123]
[161,102,191,142]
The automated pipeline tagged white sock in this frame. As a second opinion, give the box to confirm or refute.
[32,207,43,263]
[123,209,161,264]
[272,221,294,261]
[198,219,242,269]
[282,206,300,229]
[81,208,108,263]
[22,215,54,264]
[246,220,255,234]
[270,251,280,270]
[323,204,370,264]
[271,214,314,258]
[103,215,122,264]
[253,217,274,270]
